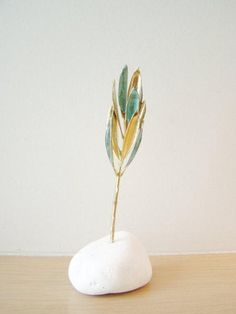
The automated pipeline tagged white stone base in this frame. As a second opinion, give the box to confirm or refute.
[68,231,152,295]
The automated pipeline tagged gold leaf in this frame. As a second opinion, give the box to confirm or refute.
[112,81,119,117]
[127,68,143,102]
[112,80,125,138]
[105,107,114,167]
[111,109,121,159]
[121,112,139,159]
[139,101,146,127]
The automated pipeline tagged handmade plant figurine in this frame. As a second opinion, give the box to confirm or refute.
[68,66,152,295]
[105,65,146,243]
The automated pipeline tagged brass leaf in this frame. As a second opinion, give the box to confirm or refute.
[139,101,146,126]
[111,109,121,159]
[112,80,124,138]
[112,81,119,117]
[127,68,143,102]
[105,108,113,166]
[125,127,143,168]
[121,112,139,159]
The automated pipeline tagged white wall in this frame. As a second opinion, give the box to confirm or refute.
[0,0,236,255]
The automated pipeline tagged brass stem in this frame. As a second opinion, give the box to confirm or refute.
[110,172,121,242]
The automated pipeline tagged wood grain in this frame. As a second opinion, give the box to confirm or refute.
[0,254,236,314]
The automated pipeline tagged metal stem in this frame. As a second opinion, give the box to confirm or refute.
[110,172,121,242]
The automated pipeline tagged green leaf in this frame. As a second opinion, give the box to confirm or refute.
[126,89,139,123]
[105,114,113,166]
[118,65,128,114]
[128,68,143,103]
[126,127,143,167]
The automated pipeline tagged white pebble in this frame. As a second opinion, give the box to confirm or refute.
[68,231,152,295]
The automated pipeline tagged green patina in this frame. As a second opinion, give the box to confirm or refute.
[105,120,113,165]
[118,65,128,114]
[126,89,139,122]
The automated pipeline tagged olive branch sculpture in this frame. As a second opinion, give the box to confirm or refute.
[105,65,146,242]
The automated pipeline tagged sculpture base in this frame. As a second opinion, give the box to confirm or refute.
[68,231,152,295]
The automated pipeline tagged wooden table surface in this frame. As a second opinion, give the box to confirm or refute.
[0,254,236,314]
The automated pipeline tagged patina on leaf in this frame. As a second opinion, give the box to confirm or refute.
[128,68,143,102]
[105,108,113,166]
[126,89,139,123]
[118,65,128,114]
